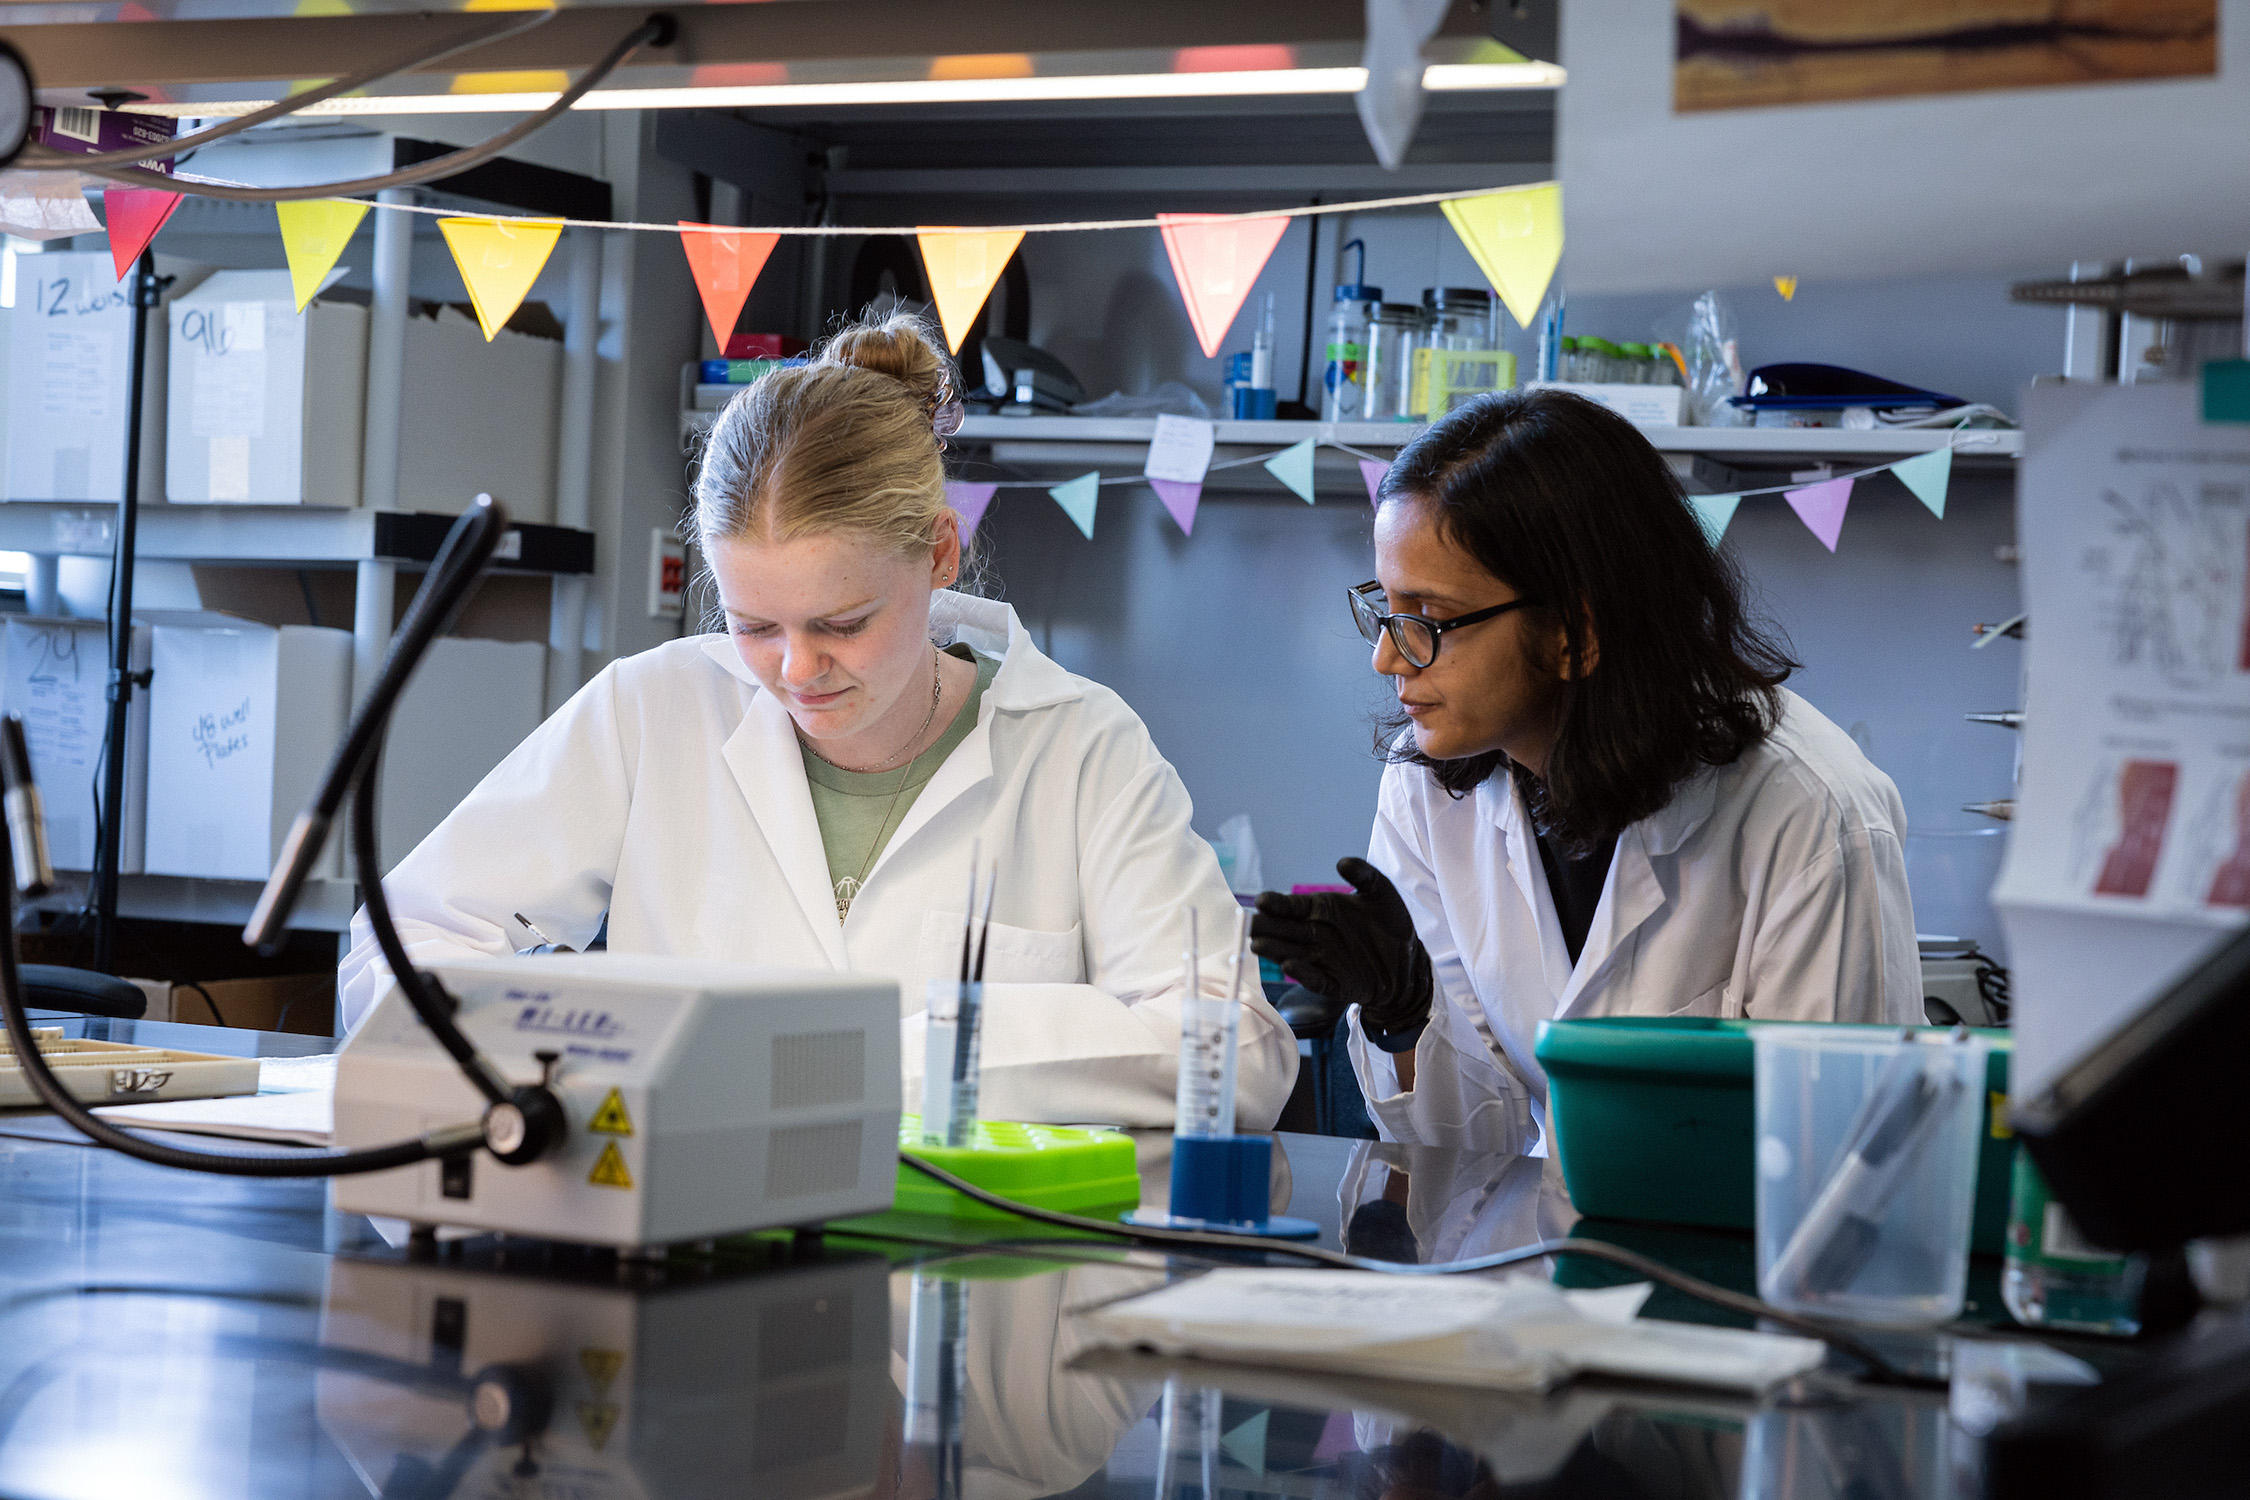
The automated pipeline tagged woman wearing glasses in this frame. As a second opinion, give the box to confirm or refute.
[1253,389,1918,1150]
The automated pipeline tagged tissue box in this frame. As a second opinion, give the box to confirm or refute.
[165,269,368,506]
[0,616,148,872]
[142,614,351,880]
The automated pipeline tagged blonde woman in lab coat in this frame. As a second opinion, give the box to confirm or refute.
[1252,389,1917,1151]
[337,314,1294,1128]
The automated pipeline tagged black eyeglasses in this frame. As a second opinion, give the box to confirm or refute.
[1347,580,1538,669]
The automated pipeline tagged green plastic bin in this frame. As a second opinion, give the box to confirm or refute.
[887,1114,1141,1221]
[1535,1017,2017,1256]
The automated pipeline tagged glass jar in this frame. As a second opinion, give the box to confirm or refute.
[1362,302,1425,421]
[2002,1153,2145,1335]
[1413,288,1504,417]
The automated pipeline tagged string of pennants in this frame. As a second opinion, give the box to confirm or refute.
[942,414,1957,547]
[64,173,1564,348]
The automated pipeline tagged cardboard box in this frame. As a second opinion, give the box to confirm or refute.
[142,613,352,881]
[0,616,149,872]
[130,973,335,1035]
[5,250,134,502]
[165,269,368,506]
[373,635,547,870]
[399,306,558,522]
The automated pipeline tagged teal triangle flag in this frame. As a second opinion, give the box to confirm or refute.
[1688,492,1742,547]
[1220,1409,1269,1474]
[1891,446,1952,519]
[1264,438,1316,503]
[1049,471,1100,538]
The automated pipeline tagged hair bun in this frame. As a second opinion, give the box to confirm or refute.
[818,312,955,417]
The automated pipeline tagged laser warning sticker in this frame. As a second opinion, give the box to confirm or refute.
[579,1348,624,1399]
[588,1141,634,1190]
[589,1088,633,1136]
[577,1401,620,1452]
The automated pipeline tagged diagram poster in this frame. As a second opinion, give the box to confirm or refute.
[1999,381,2250,1094]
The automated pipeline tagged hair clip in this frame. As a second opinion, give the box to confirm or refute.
[931,399,965,443]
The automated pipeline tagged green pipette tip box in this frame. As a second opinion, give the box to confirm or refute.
[891,1114,1141,1221]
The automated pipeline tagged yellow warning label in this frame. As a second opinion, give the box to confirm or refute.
[589,1087,634,1137]
[1989,1091,2013,1139]
[579,1347,624,1399]
[588,1141,634,1189]
[577,1400,620,1452]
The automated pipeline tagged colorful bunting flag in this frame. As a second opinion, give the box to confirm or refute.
[275,199,368,313]
[1049,472,1100,539]
[916,228,1025,353]
[679,223,781,350]
[1688,492,1742,547]
[1157,212,1292,359]
[1774,275,1799,302]
[1358,457,1390,506]
[1265,438,1316,503]
[102,187,184,280]
[1440,184,1562,330]
[1150,478,1202,535]
[437,215,564,341]
[0,170,101,242]
[1783,476,1854,552]
[1890,446,1952,519]
[946,481,998,538]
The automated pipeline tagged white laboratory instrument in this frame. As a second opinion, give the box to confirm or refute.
[317,1246,890,1498]
[333,953,901,1247]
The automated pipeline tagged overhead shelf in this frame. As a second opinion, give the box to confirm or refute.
[25,872,360,934]
[0,504,596,573]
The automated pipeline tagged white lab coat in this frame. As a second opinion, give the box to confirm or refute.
[1347,689,1919,1151]
[337,592,1295,1129]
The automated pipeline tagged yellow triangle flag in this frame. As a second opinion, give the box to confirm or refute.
[1774,275,1799,301]
[438,215,565,341]
[275,200,368,313]
[1440,184,1563,330]
[916,228,1025,353]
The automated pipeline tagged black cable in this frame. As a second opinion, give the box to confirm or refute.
[15,12,557,171]
[895,1152,1912,1385]
[77,16,673,204]
[0,824,474,1177]
[295,571,322,629]
[174,980,229,1031]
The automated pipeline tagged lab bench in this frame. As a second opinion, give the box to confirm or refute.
[0,1011,2168,1499]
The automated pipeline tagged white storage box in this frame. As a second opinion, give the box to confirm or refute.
[165,268,368,506]
[1529,381,1685,428]
[5,250,133,502]
[142,613,352,880]
[399,306,559,523]
[374,635,547,870]
[0,616,149,873]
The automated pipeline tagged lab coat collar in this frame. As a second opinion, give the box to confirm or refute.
[693,591,1083,713]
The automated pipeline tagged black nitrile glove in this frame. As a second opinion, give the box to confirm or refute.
[1250,856,1433,1047]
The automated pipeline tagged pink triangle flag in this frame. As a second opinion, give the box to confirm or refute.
[103,187,184,279]
[1157,212,1291,359]
[1783,476,1854,552]
[1150,478,1202,535]
[1359,457,1389,506]
[946,481,998,538]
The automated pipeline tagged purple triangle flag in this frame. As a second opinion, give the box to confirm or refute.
[1359,458,1389,506]
[946,481,998,537]
[1783,476,1854,553]
[1150,478,1202,536]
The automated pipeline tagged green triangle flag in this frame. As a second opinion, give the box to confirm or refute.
[1050,472,1100,539]
[1264,438,1316,503]
[1220,1409,1269,1474]
[1891,446,1952,519]
[1688,492,1742,546]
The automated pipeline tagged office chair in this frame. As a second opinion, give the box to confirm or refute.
[20,964,148,1020]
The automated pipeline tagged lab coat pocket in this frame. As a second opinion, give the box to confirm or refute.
[917,911,1087,987]
[1663,981,1730,1019]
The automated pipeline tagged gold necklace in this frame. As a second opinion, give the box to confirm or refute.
[813,649,944,923]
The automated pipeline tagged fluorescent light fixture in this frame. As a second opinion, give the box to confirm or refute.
[137,61,1562,119]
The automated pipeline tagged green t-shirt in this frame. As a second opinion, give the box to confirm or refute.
[801,645,998,917]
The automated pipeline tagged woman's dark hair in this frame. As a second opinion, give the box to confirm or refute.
[1375,387,1797,849]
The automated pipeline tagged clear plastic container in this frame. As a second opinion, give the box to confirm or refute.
[2002,1152,2145,1335]
[1362,302,1423,421]
[1753,1026,1988,1326]
[1412,287,1505,416]
[1322,282,1382,421]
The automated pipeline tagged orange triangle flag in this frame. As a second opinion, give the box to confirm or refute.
[437,216,564,341]
[103,188,184,280]
[915,228,1024,353]
[1157,212,1291,359]
[679,223,781,349]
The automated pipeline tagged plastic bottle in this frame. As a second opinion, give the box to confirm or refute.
[1362,303,1423,420]
[1235,293,1278,420]
[2002,1152,2145,1335]
[1322,240,1381,421]
[1620,342,1654,383]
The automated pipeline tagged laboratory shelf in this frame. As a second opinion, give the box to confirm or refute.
[0,503,596,573]
[25,872,360,933]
